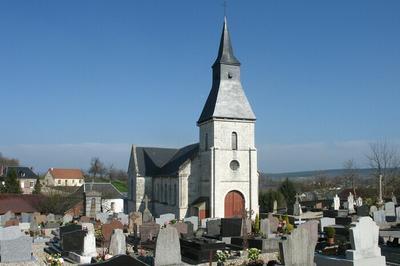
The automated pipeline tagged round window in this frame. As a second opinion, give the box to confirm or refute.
[230,160,240,171]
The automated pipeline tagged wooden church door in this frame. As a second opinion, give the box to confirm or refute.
[224,190,244,218]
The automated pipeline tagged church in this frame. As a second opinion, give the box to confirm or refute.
[127,17,259,220]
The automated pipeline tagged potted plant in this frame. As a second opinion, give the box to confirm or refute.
[247,248,263,266]
[325,227,335,245]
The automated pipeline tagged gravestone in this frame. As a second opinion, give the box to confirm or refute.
[142,195,153,223]
[102,220,124,243]
[19,222,30,231]
[117,213,129,225]
[1,211,14,226]
[356,197,363,207]
[183,216,199,232]
[21,213,32,223]
[63,214,73,224]
[0,226,23,240]
[0,235,32,263]
[220,218,242,237]
[34,214,47,225]
[183,221,194,238]
[260,219,271,237]
[82,232,97,257]
[293,194,302,216]
[60,224,83,240]
[320,217,335,231]
[96,213,109,224]
[347,192,355,213]
[155,213,176,226]
[241,218,252,235]
[392,193,397,206]
[80,216,91,223]
[373,210,386,224]
[82,222,95,235]
[273,200,278,213]
[29,220,39,234]
[139,222,160,242]
[154,226,182,266]
[279,227,317,266]
[396,207,400,222]
[333,194,340,210]
[200,218,219,228]
[335,217,352,226]
[5,218,19,227]
[268,214,279,233]
[62,230,86,253]
[128,212,142,233]
[370,205,378,216]
[109,229,126,255]
[385,202,395,216]
[47,213,55,222]
[357,205,369,217]
[346,217,386,265]
[206,219,221,236]
[171,222,188,236]
[298,220,319,243]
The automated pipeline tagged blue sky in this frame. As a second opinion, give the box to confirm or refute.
[0,1,399,173]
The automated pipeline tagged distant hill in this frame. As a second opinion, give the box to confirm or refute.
[261,168,376,181]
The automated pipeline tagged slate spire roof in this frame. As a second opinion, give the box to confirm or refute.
[213,16,240,67]
[197,17,256,124]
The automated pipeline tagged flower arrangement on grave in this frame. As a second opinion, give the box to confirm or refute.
[247,248,263,266]
[215,250,229,265]
[169,219,177,224]
[46,253,64,266]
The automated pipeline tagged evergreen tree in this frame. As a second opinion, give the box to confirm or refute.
[279,178,297,208]
[4,169,22,194]
[33,178,42,194]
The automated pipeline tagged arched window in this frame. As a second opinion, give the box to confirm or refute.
[231,132,238,150]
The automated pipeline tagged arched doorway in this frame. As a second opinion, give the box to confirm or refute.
[224,190,245,218]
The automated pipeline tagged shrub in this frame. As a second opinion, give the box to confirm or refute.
[325,227,335,238]
[247,248,261,262]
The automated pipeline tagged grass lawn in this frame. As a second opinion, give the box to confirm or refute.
[111,180,128,193]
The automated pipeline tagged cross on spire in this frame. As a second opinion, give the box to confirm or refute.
[223,0,227,17]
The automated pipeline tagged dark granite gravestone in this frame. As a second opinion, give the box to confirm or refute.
[220,218,242,237]
[337,210,349,217]
[335,217,352,226]
[60,224,83,240]
[206,219,221,236]
[180,238,225,264]
[183,222,194,238]
[356,205,369,217]
[386,216,397,222]
[61,230,86,253]
[80,254,149,266]
[323,210,338,218]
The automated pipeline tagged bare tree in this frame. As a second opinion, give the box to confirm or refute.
[0,153,19,167]
[366,140,400,197]
[88,157,106,180]
[342,159,359,195]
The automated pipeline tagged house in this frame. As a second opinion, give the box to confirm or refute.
[128,17,259,219]
[44,168,84,187]
[71,183,126,215]
[1,166,39,194]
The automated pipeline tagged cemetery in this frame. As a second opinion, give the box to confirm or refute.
[0,190,399,265]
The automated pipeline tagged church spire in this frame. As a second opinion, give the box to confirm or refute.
[213,17,240,67]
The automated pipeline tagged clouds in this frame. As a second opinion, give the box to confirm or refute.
[1,139,398,174]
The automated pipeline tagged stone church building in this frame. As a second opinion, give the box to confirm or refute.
[128,18,258,220]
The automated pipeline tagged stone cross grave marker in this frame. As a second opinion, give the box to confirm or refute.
[333,194,340,210]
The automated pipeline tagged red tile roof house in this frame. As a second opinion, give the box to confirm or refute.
[44,168,85,187]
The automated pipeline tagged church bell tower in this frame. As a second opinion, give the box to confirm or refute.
[197,17,258,218]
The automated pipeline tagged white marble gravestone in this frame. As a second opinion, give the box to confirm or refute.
[348,192,355,213]
[396,207,400,222]
[183,216,199,232]
[392,193,397,206]
[385,202,395,217]
[273,200,278,213]
[346,217,386,265]
[109,229,126,255]
[356,197,363,207]
[154,226,182,266]
[82,232,97,257]
[333,194,340,211]
[373,210,386,224]
[155,213,176,226]
[320,217,336,231]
